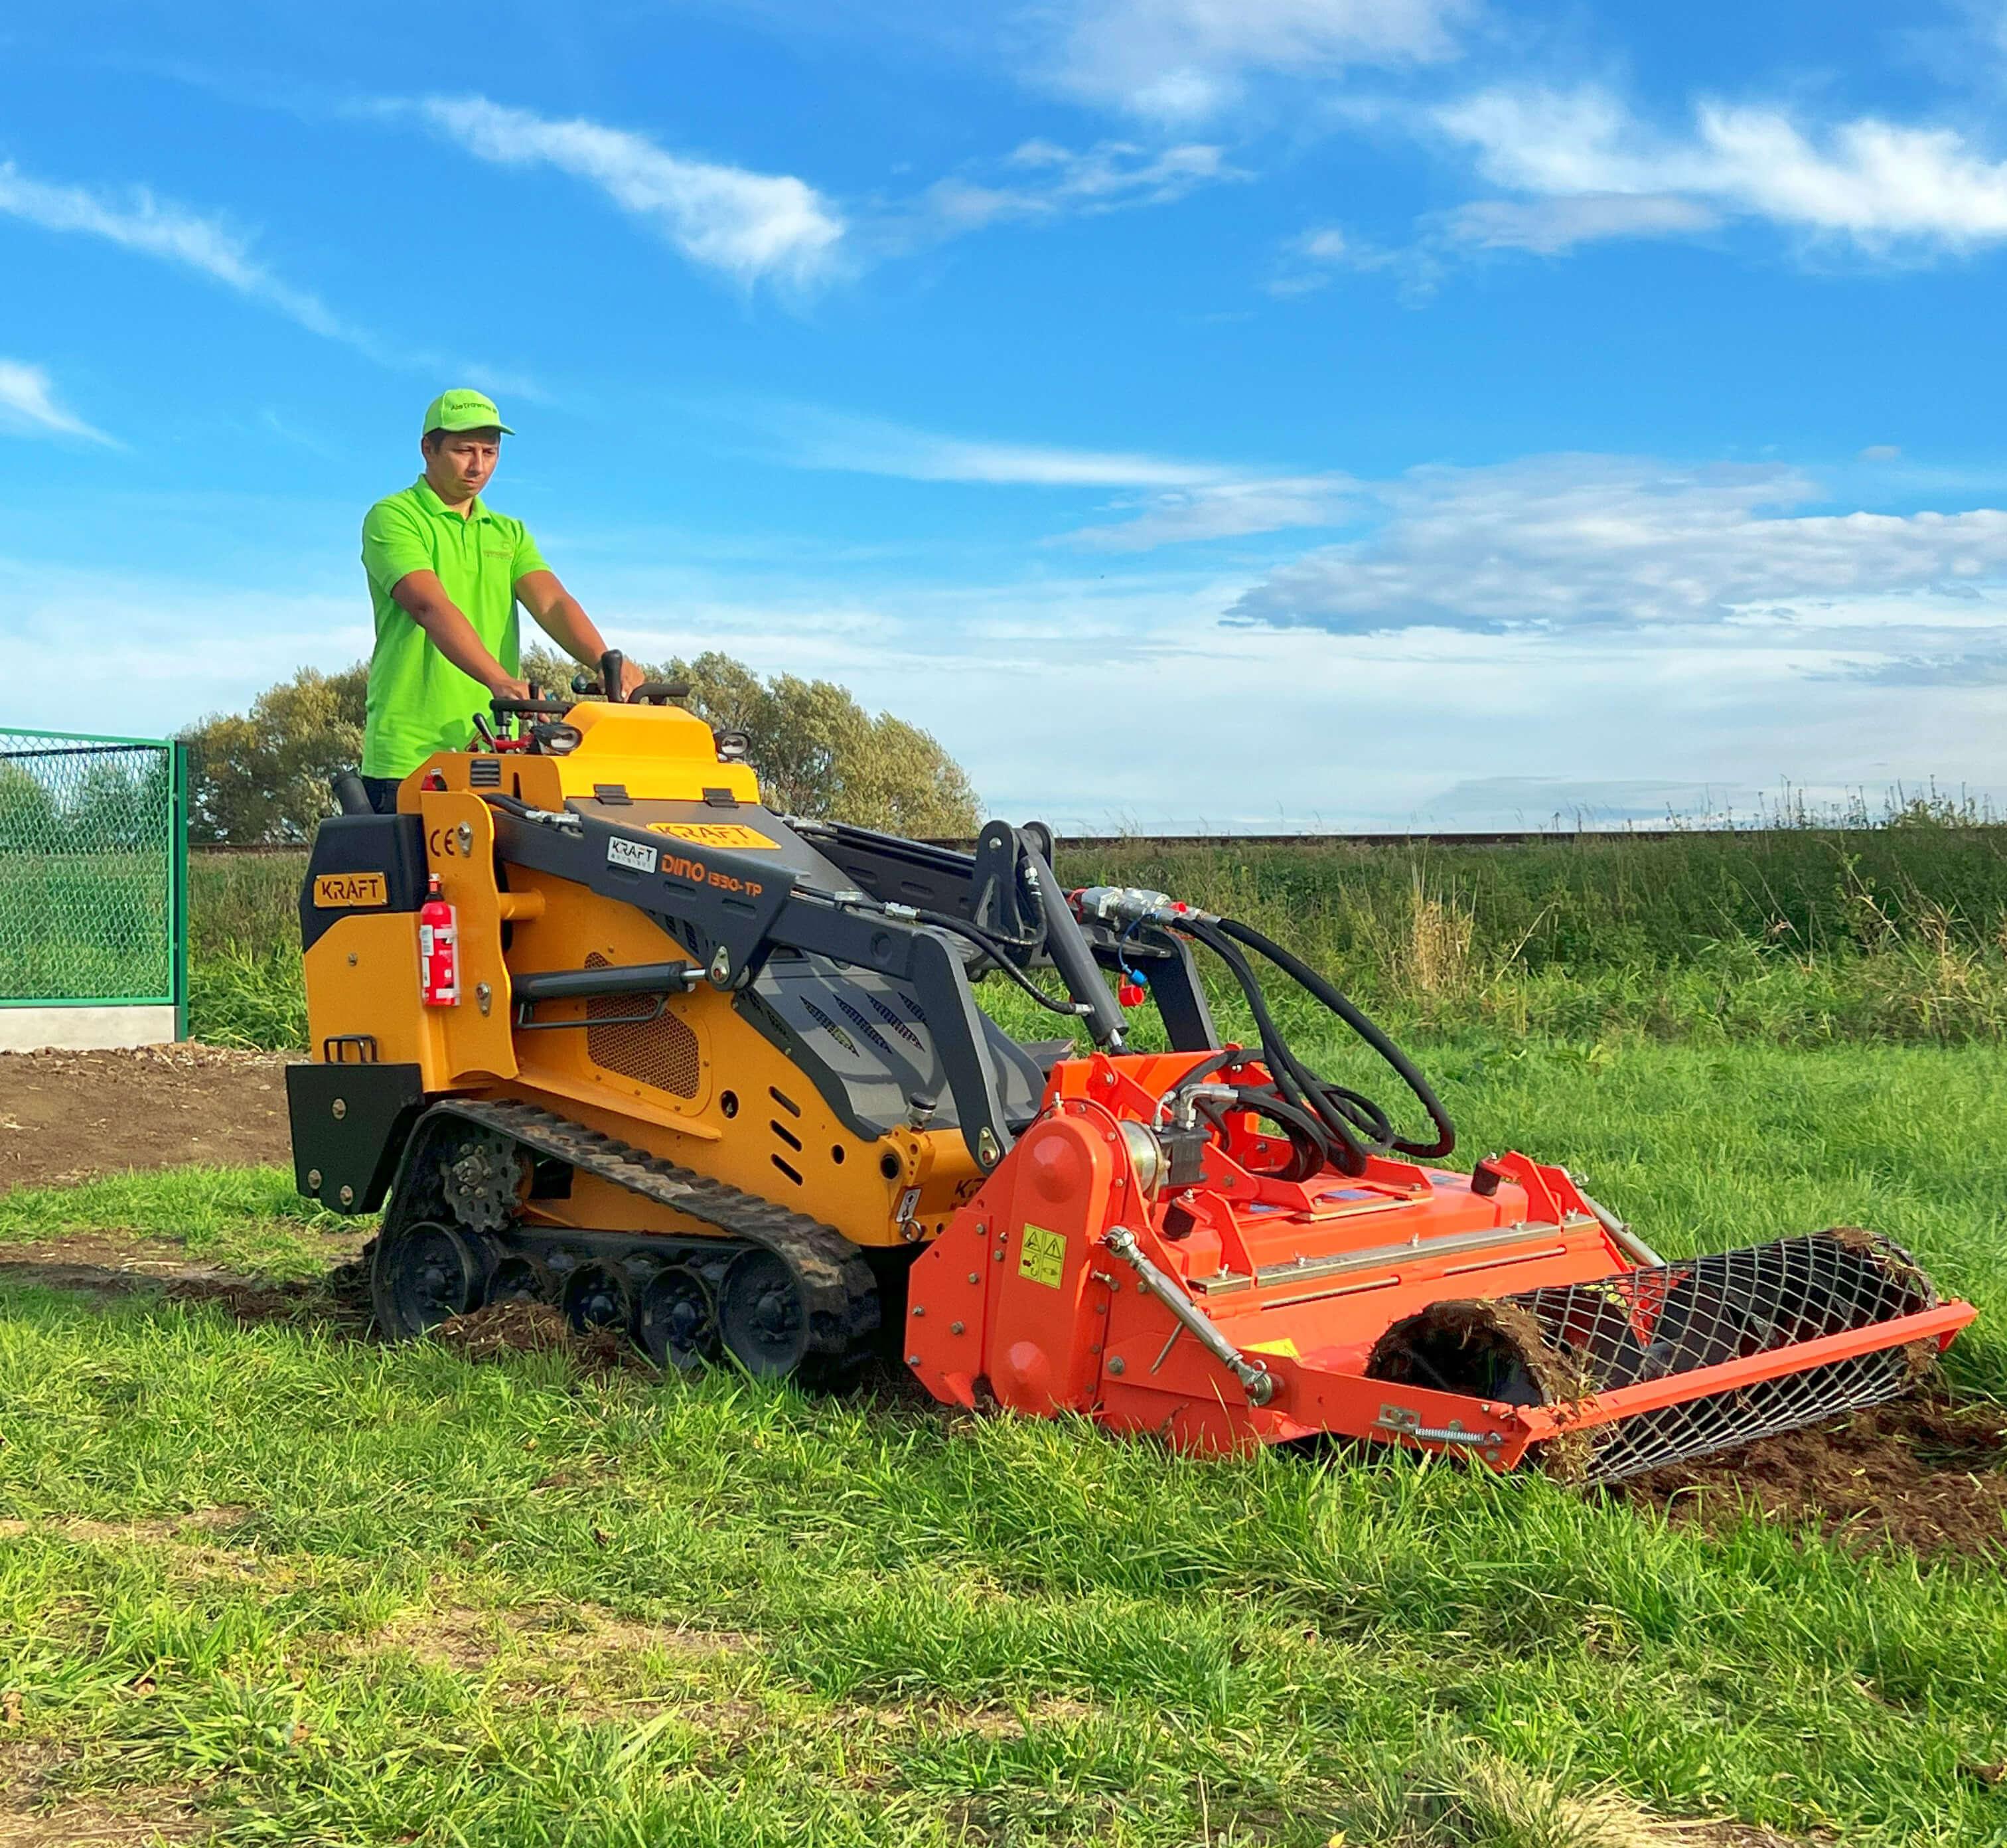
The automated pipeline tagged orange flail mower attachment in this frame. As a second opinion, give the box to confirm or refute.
[905,1052,1976,1481]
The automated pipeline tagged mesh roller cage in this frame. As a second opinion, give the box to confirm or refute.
[0,727,188,1030]
[1506,1230,1939,1482]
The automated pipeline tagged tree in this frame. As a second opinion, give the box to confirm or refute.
[177,648,980,844]
[0,763,60,854]
[522,645,980,836]
[179,664,368,844]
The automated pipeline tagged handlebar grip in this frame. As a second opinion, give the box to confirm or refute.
[601,649,625,703]
[331,771,374,816]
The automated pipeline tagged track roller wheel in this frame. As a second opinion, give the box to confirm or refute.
[486,1251,554,1306]
[562,1263,633,1335]
[717,1249,810,1378]
[638,1265,719,1373]
[373,1220,483,1339]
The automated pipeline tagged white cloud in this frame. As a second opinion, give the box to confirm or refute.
[0,159,354,341]
[924,138,1239,230]
[1859,444,1903,463]
[416,96,846,288]
[13,469,2007,831]
[775,408,1227,487]
[0,157,528,389]
[1061,473,1357,547]
[0,360,113,444]
[1440,192,1719,253]
[1230,453,2007,633]
[770,407,1351,544]
[1434,85,2007,254]
[1040,0,1472,121]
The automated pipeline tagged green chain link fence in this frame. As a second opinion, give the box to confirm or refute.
[0,727,188,1036]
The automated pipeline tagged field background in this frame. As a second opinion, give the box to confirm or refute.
[5,824,2006,1844]
[193,822,2007,1050]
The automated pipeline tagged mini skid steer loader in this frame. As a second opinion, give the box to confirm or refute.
[287,661,1976,1482]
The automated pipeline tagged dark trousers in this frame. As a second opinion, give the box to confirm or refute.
[362,775,404,816]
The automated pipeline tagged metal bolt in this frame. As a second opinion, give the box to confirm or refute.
[331,1098,347,1120]
[1107,1356,1126,1375]
[907,1354,921,1366]
[307,1168,322,1190]
[476,982,492,1016]
[977,1129,1001,1166]
[911,1304,925,1317]
[338,1184,354,1207]
[950,1321,965,1336]
[709,946,731,983]
[967,1272,980,1285]
[994,1247,1005,1262]
[346,953,358,967]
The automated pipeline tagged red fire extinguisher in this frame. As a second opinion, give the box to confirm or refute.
[419,874,459,1007]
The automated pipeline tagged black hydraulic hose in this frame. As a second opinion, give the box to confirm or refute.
[1176,917,1375,1174]
[1213,915,1455,1160]
[913,908,1092,1020]
[1157,912,1453,1175]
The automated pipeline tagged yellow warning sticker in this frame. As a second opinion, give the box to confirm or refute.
[1245,1337,1301,1359]
[646,822,778,850]
[313,872,387,908]
[1017,1223,1067,1290]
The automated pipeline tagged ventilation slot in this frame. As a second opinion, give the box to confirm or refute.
[865,992,923,1048]
[582,951,701,1096]
[771,1154,804,1186]
[836,996,897,1059]
[770,1119,802,1152]
[469,757,502,788]
[769,1085,802,1116]
[803,998,859,1057]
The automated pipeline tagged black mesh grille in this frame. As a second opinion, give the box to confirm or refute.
[1501,1231,1939,1482]
[582,953,701,1097]
[1573,1346,1928,1483]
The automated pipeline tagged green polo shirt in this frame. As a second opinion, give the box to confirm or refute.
[358,479,549,777]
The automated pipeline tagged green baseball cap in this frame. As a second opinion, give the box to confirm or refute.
[421,388,514,437]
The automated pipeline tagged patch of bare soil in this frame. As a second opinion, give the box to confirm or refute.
[1619,1396,2007,1560]
[0,1742,206,1846]
[0,1236,370,1328]
[0,1045,293,1197]
[353,1600,747,1678]
[0,1507,248,1547]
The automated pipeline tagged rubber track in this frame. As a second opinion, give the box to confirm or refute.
[426,1098,882,1372]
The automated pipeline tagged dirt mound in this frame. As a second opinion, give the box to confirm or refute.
[0,1043,293,1196]
[1619,1396,2007,1560]
[432,1299,639,1373]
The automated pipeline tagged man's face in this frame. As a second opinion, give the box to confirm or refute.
[423,428,501,501]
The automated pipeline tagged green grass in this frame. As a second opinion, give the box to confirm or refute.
[3,1035,2005,1844]
[0,1165,360,1282]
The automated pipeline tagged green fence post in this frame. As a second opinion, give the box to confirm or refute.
[171,739,190,1041]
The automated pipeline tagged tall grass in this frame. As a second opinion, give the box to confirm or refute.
[188,823,2007,1050]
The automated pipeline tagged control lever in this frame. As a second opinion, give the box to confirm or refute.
[600,649,625,703]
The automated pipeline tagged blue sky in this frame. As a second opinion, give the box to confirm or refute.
[5,1,2007,828]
